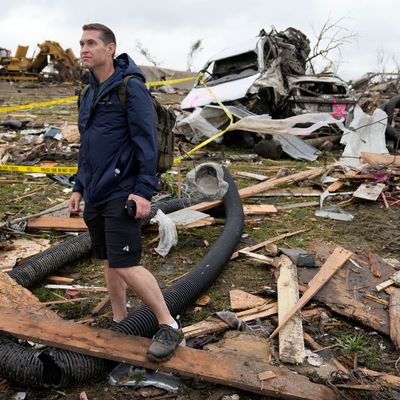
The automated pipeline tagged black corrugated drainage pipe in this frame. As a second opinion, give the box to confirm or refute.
[0,167,243,388]
[9,198,196,288]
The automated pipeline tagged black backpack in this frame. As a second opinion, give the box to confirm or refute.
[79,75,175,173]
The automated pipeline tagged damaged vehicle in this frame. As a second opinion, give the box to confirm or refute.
[181,27,311,116]
[178,27,356,161]
[284,74,356,121]
[181,27,355,120]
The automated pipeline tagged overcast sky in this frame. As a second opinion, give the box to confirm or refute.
[1,0,399,81]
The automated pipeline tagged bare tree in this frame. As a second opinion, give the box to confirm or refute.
[376,46,388,76]
[186,39,203,72]
[135,40,162,68]
[307,16,357,74]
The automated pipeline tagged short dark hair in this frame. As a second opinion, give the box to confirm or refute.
[82,23,116,46]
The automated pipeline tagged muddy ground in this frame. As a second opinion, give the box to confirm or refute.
[0,81,399,400]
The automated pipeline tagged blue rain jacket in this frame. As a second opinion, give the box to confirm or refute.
[73,53,157,206]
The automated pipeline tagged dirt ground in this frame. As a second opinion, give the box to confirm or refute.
[0,81,400,400]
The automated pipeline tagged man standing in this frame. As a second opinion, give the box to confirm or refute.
[68,23,183,362]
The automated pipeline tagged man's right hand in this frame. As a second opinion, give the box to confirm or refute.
[69,192,82,214]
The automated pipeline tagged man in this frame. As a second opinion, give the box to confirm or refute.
[68,23,183,362]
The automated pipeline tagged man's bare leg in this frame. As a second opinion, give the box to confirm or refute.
[113,265,174,325]
[104,260,128,321]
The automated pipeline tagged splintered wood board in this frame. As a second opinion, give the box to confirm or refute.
[0,307,336,400]
[298,240,397,335]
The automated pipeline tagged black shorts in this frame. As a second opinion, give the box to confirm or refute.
[83,197,142,268]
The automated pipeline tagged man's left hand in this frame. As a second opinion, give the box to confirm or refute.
[127,194,151,219]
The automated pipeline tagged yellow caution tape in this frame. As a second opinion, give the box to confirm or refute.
[0,96,78,113]
[173,73,233,165]
[0,164,77,174]
[146,76,196,87]
[0,76,197,113]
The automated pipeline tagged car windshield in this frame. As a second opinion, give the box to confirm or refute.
[201,51,259,86]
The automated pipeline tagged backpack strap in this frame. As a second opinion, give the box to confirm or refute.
[116,74,142,110]
[78,84,91,108]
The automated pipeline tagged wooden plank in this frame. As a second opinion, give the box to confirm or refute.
[327,180,344,192]
[277,201,319,210]
[45,284,108,292]
[242,204,277,214]
[231,228,309,260]
[360,368,400,386]
[229,289,266,311]
[234,171,269,181]
[361,152,400,167]
[191,167,325,212]
[299,240,396,335]
[47,276,75,284]
[0,272,60,321]
[276,255,305,364]
[238,251,274,265]
[90,295,111,316]
[389,287,400,349]
[0,307,336,400]
[270,246,352,339]
[256,188,322,197]
[183,303,278,339]
[27,216,87,231]
[41,297,89,306]
[179,217,215,228]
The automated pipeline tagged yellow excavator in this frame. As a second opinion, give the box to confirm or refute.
[0,41,80,82]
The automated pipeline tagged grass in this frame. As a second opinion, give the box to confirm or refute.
[335,332,382,367]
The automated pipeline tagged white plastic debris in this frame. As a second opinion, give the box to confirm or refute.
[305,349,323,367]
[339,105,389,167]
[150,209,178,257]
[315,205,354,221]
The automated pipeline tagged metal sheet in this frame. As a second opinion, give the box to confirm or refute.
[273,134,321,161]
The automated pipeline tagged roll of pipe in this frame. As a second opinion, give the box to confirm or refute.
[9,198,196,288]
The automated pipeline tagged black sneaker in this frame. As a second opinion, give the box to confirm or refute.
[110,320,121,330]
[147,323,184,362]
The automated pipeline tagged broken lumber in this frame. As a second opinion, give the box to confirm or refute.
[27,216,87,231]
[183,303,278,339]
[270,246,352,339]
[299,240,395,335]
[45,284,108,292]
[90,295,111,315]
[388,287,400,349]
[360,368,400,386]
[234,171,268,181]
[191,167,325,212]
[47,276,75,284]
[231,228,309,260]
[0,272,59,321]
[0,307,336,400]
[276,255,305,364]
[229,289,266,311]
[361,152,400,167]
[242,204,277,215]
[238,250,274,265]
[376,270,400,291]
[276,201,319,210]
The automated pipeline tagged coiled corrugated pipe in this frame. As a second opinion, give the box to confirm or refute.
[114,168,244,336]
[0,168,243,387]
[9,198,196,288]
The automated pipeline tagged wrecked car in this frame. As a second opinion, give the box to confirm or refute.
[284,74,356,122]
[181,27,311,116]
[181,27,355,122]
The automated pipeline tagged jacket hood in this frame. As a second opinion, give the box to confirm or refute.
[114,53,146,82]
[87,53,146,85]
